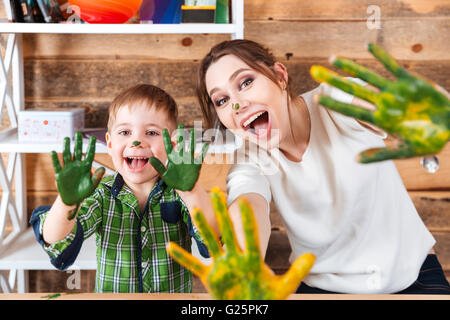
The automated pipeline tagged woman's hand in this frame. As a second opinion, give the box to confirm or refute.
[149,124,209,191]
[310,43,450,163]
[167,188,315,300]
[51,131,105,219]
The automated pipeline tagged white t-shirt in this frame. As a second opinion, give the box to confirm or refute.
[226,83,435,293]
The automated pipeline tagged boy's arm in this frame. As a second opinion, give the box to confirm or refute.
[42,195,79,244]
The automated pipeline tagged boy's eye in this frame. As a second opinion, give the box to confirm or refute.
[214,97,228,108]
[118,130,130,136]
[240,78,253,90]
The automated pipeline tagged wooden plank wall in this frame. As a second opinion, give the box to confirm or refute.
[0,0,449,293]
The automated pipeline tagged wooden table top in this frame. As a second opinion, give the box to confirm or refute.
[0,293,448,300]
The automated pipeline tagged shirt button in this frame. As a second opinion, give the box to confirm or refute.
[142,262,147,268]
[141,226,146,232]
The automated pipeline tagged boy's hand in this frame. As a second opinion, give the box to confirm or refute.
[149,124,209,191]
[310,43,450,163]
[167,188,315,300]
[51,131,105,219]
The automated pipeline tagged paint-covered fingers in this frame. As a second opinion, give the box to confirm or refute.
[91,166,105,189]
[357,145,417,163]
[176,124,184,156]
[192,208,222,259]
[276,253,315,299]
[315,95,375,124]
[84,135,97,165]
[166,242,208,278]
[62,137,72,166]
[51,151,62,173]
[368,43,410,79]
[162,128,173,154]
[149,157,166,176]
[330,56,391,91]
[239,198,262,266]
[210,188,240,255]
[310,65,379,104]
[73,131,83,161]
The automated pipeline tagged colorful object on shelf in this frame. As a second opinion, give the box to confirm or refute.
[67,0,142,23]
[310,43,450,163]
[182,0,216,23]
[167,188,316,300]
[138,0,182,24]
[18,108,84,142]
[215,0,228,24]
[51,132,105,217]
[149,124,209,191]
[36,0,64,22]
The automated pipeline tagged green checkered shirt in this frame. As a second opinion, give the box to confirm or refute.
[38,173,205,293]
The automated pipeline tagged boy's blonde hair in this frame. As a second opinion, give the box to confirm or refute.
[107,84,178,131]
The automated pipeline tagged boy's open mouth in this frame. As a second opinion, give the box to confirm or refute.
[125,156,149,171]
[241,111,271,138]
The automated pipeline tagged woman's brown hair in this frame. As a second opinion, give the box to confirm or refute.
[197,39,298,131]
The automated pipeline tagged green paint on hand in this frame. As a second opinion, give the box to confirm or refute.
[51,131,106,219]
[166,188,315,300]
[310,43,450,163]
[149,124,209,191]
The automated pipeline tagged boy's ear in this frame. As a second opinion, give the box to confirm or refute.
[105,132,113,156]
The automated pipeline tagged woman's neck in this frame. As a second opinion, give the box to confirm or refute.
[279,96,311,162]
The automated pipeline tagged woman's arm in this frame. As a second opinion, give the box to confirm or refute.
[177,183,220,236]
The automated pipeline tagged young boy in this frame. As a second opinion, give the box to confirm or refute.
[30,84,217,293]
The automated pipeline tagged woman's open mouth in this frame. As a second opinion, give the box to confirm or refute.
[125,156,149,172]
[241,111,271,139]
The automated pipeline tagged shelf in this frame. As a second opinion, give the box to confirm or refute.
[0,228,96,270]
[0,131,108,153]
[0,22,240,35]
[0,130,240,154]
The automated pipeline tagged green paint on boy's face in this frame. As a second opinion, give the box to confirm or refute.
[132,141,141,146]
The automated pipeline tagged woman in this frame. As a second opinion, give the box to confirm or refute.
[196,39,450,294]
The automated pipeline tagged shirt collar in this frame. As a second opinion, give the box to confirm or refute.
[105,172,166,198]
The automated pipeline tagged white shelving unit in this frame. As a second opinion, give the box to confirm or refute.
[0,0,244,293]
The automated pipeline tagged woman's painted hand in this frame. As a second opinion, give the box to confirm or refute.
[310,43,450,163]
[51,131,105,219]
[167,188,315,300]
[149,124,209,191]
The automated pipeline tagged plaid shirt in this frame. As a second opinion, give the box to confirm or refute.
[30,173,208,293]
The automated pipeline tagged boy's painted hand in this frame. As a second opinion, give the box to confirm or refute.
[167,188,315,300]
[310,43,450,163]
[149,124,209,191]
[51,131,105,219]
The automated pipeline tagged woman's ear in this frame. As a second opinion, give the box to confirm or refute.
[273,62,289,88]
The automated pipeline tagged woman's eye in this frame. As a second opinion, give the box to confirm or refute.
[146,130,159,136]
[240,78,253,89]
[215,97,228,108]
